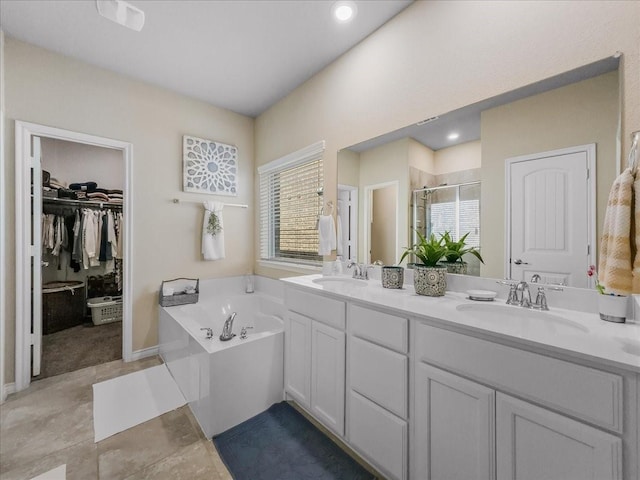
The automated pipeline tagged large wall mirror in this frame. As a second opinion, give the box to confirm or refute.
[337,56,620,287]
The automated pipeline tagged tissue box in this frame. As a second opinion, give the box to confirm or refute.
[159,278,199,307]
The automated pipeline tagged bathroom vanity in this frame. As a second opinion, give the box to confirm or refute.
[282,274,640,480]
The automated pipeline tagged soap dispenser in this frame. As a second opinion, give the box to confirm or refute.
[334,256,344,275]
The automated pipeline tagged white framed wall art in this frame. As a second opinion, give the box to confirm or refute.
[183,135,238,196]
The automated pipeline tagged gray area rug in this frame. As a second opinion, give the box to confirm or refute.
[37,321,122,380]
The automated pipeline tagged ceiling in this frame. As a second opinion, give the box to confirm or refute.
[0,0,412,117]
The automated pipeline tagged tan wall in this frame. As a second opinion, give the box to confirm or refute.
[336,148,360,187]
[254,0,640,279]
[481,70,619,278]
[41,137,124,190]
[407,138,435,173]
[3,38,254,383]
[434,140,482,175]
[358,138,409,264]
[371,185,397,265]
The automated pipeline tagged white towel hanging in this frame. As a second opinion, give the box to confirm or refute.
[318,215,336,256]
[202,201,225,261]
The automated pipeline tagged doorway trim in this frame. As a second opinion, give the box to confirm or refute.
[15,121,134,392]
[504,143,596,282]
[363,180,400,265]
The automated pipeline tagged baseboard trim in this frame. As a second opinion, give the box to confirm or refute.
[129,346,159,362]
[1,382,16,403]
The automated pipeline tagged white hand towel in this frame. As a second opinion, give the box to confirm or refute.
[202,201,225,260]
[318,215,336,256]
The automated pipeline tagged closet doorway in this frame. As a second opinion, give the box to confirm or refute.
[15,121,133,392]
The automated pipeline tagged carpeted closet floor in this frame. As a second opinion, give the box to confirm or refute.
[37,321,122,380]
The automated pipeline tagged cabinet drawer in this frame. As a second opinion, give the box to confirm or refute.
[350,304,408,353]
[285,288,346,330]
[350,337,407,418]
[348,391,408,480]
[415,323,623,433]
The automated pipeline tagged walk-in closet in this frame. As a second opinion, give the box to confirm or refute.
[37,137,125,379]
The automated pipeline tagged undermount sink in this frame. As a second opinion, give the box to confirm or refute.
[312,277,368,288]
[456,303,589,334]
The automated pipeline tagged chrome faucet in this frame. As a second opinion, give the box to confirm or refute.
[219,312,237,341]
[530,274,542,283]
[515,281,532,308]
[347,261,370,280]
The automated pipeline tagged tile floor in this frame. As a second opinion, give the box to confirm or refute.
[0,356,231,480]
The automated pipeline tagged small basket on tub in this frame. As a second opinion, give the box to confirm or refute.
[159,278,199,307]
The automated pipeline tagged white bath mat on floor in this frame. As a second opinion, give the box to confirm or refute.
[93,364,186,442]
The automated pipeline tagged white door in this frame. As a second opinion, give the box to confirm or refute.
[337,186,357,261]
[496,393,621,480]
[284,312,311,409]
[32,136,43,377]
[507,145,595,287]
[414,363,495,480]
[310,320,345,436]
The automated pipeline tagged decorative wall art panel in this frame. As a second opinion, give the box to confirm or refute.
[183,135,238,196]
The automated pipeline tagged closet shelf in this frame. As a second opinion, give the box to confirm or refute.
[43,197,123,209]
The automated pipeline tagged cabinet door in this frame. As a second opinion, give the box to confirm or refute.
[349,390,408,480]
[311,320,345,436]
[285,312,311,409]
[414,363,495,480]
[497,393,622,480]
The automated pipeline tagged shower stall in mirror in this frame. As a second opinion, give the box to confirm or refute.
[412,181,481,276]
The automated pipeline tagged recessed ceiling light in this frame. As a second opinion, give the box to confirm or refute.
[96,0,145,31]
[332,1,357,23]
[447,132,460,141]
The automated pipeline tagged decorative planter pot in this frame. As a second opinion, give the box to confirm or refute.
[441,262,468,275]
[598,295,628,323]
[382,266,404,289]
[413,265,447,296]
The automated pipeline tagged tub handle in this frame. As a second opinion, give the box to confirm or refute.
[240,326,253,340]
[200,327,214,339]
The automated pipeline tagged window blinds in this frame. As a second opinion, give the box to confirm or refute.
[259,141,325,265]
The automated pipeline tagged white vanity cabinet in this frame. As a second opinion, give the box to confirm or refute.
[413,322,625,480]
[347,304,409,480]
[284,287,346,436]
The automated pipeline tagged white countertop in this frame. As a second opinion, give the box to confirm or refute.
[283,274,640,373]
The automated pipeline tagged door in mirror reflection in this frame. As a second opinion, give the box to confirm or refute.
[367,182,397,265]
[507,144,595,287]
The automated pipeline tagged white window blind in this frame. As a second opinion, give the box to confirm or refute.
[259,141,325,265]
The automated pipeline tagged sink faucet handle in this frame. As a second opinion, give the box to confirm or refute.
[496,280,519,305]
[240,326,254,339]
[532,286,549,311]
[200,327,213,339]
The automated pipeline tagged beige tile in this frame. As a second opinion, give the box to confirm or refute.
[0,439,98,480]
[122,440,223,480]
[207,442,233,480]
[97,407,200,480]
[1,369,94,431]
[0,401,94,473]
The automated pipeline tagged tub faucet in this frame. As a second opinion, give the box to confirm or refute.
[219,312,237,341]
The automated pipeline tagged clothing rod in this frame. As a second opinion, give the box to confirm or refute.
[43,197,122,209]
[171,198,248,208]
[413,181,480,194]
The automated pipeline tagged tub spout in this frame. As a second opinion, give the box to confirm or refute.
[219,312,237,341]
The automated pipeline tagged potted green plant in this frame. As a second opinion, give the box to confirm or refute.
[400,231,448,296]
[439,231,484,275]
